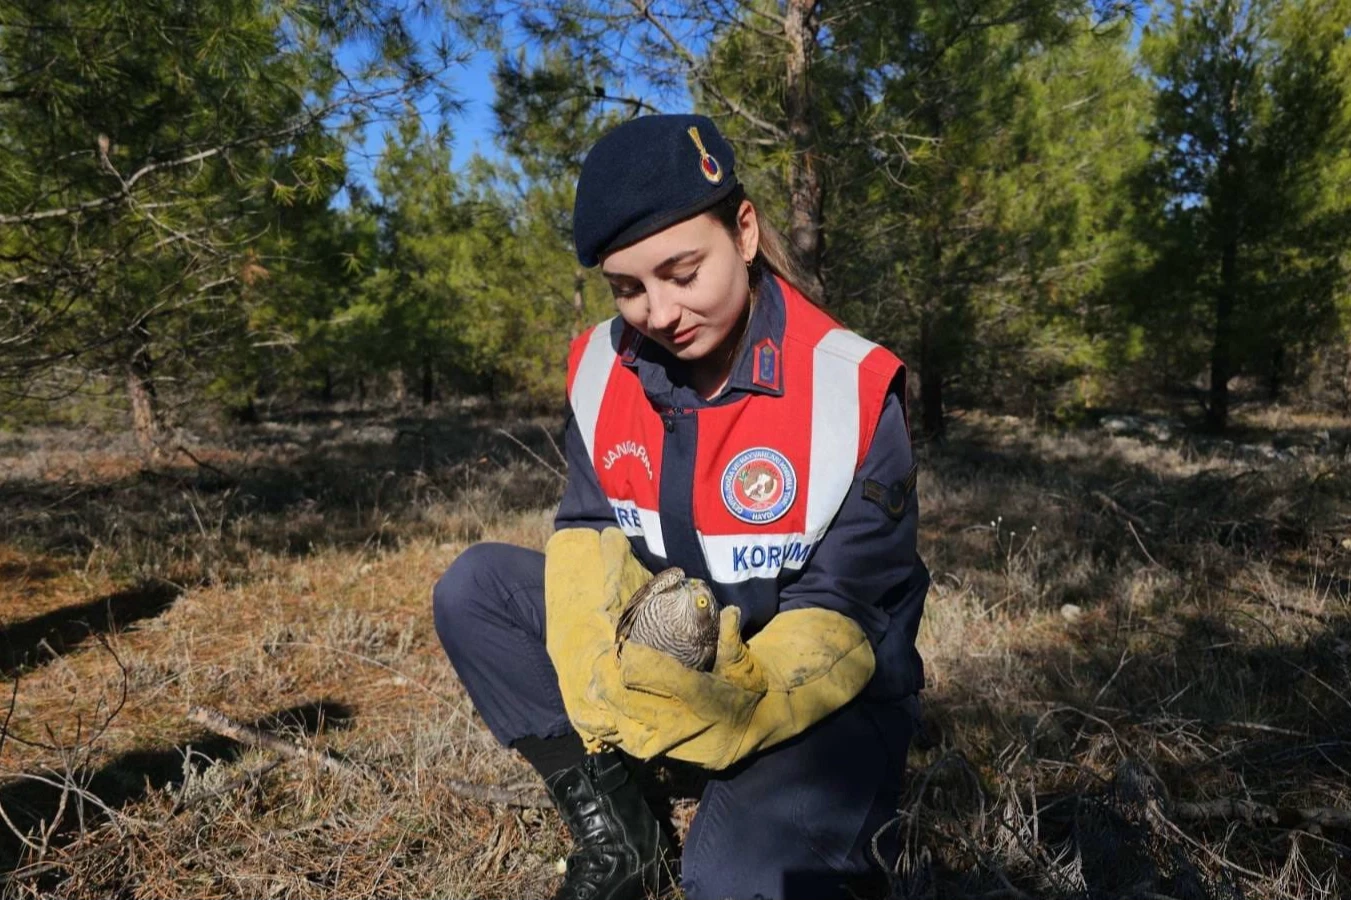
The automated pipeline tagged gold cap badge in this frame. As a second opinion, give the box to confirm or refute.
[687,126,724,184]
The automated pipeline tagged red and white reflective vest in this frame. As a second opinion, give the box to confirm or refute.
[566,278,904,589]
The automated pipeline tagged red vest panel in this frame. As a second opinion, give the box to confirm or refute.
[567,278,903,584]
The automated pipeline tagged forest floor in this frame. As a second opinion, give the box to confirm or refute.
[1,400,1350,898]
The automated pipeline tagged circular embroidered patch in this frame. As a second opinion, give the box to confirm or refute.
[721,447,797,524]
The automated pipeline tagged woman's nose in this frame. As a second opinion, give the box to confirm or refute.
[646,288,682,333]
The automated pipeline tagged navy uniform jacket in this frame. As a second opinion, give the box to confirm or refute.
[555,278,928,702]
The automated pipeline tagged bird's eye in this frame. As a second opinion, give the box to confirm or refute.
[696,595,709,608]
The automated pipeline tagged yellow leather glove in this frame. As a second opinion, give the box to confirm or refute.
[586,604,876,769]
[544,527,653,751]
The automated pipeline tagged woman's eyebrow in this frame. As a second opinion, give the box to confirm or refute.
[602,250,700,280]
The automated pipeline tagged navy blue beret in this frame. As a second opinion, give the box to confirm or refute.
[573,114,739,268]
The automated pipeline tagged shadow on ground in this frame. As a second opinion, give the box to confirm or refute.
[0,699,355,885]
[0,407,568,583]
[901,422,1351,896]
[3,408,1349,895]
[1,581,183,678]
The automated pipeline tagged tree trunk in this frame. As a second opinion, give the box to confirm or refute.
[233,395,259,424]
[1266,344,1284,402]
[126,340,165,462]
[1342,347,1351,415]
[1207,52,1245,433]
[783,0,825,301]
[572,267,587,338]
[320,367,334,404]
[1206,237,1237,432]
[919,221,947,437]
[420,355,434,405]
[919,313,945,437]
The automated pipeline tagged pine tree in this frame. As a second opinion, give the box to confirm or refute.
[1131,0,1351,430]
[817,2,1147,433]
[0,0,463,452]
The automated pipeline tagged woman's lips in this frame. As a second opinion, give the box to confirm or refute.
[672,325,700,345]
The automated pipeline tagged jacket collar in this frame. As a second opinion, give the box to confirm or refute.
[619,274,788,407]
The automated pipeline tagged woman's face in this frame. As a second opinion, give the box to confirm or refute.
[601,200,759,365]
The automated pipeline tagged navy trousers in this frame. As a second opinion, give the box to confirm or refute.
[433,542,914,899]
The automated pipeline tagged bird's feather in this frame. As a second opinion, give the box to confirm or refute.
[615,566,685,645]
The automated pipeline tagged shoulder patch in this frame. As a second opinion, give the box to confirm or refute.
[861,464,918,520]
[752,338,781,391]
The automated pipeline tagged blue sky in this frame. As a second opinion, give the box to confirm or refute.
[337,41,504,201]
[335,6,695,204]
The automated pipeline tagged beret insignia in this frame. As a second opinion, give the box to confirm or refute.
[573,114,738,267]
[687,126,724,184]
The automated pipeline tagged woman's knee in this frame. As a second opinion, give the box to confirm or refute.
[431,542,545,656]
[432,543,507,650]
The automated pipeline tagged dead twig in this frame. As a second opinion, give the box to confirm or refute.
[495,428,565,482]
[444,778,550,809]
[1092,490,1152,533]
[0,677,17,758]
[173,443,233,480]
[171,758,285,814]
[1149,802,1270,883]
[186,705,367,778]
[1172,798,1351,832]
[1127,521,1162,568]
[1219,720,1310,739]
[539,422,567,472]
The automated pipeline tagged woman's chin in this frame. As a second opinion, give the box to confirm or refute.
[670,338,717,362]
[649,327,730,365]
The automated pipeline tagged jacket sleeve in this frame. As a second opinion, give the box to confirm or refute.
[777,388,929,699]
[554,401,620,531]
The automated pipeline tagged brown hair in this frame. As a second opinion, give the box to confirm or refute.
[708,184,818,304]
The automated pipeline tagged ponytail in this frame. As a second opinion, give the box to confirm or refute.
[709,185,819,305]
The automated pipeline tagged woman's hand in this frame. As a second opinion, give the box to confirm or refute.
[543,527,653,750]
[587,605,876,769]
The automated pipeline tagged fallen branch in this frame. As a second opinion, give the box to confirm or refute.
[1219,720,1309,738]
[186,705,366,778]
[445,778,550,810]
[1091,490,1152,533]
[173,443,234,480]
[171,758,285,814]
[1172,798,1351,832]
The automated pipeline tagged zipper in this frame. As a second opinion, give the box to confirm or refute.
[663,405,685,432]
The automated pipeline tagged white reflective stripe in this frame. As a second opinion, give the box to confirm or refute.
[607,498,667,560]
[637,507,667,559]
[698,530,826,584]
[570,318,619,462]
[805,329,874,535]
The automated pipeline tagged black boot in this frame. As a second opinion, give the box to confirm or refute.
[544,750,673,899]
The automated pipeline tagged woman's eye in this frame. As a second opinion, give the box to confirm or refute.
[610,283,642,299]
[673,270,699,288]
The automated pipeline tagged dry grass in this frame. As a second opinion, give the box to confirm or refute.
[1,403,1349,898]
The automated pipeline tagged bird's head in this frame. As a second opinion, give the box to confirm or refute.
[677,577,720,629]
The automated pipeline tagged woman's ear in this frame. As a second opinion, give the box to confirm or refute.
[736,199,760,264]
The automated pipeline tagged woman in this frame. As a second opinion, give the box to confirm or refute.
[433,114,928,900]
